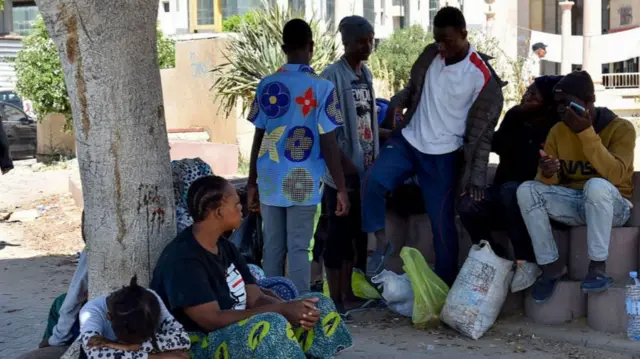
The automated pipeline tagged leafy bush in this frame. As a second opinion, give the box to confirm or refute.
[211,1,340,117]
[222,11,259,33]
[369,26,433,94]
[15,17,176,128]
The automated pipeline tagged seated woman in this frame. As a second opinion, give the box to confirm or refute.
[79,276,190,359]
[151,175,352,359]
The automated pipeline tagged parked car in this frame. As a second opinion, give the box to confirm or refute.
[0,90,24,109]
[0,102,36,159]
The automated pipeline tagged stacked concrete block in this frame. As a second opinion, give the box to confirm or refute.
[569,226,640,283]
[524,281,587,324]
[587,286,628,333]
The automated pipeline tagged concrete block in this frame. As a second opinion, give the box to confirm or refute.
[627,173,640,226]
[68,173,83,209]
[569,226,639,282]
[525,281,586,324]
[587,285,628,333]
[169,140,238,176]
[500,290,524,317]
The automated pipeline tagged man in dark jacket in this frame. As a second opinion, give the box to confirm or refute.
[360,6,504,285]
[458,75,562,293]
[0,118,13,174]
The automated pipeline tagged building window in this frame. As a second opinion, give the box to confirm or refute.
[12,2,39,37]
[364,0,376,27]
[428,0,438,28]
[289,0,305,15]
[198,0,215,25]
[392,0,404,6]
[222,0,262,18]
[325,0,335,29]
[392,16,405,29]
[176,0,180,12]
[163,1,170,12]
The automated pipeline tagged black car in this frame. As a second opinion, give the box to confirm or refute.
[0,90,24,109]
[0,102,36,159]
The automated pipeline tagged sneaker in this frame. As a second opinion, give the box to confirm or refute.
[531,274,561,303]
[511,261,542,293]
[581,269,613,293]
[366,243,392,278]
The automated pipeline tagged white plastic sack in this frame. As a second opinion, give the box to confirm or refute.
[371,270,414,317]
[440,240,514,340]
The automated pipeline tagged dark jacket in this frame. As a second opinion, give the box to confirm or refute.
[0,120,12,171]
[492,106,557,186]
[390,43,506,189]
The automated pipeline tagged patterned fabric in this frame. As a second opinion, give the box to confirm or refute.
[248,264,299,301]
[258,277,299,301]
[171,158,214,232]
[250,64,343,208]
[188,293,351,359]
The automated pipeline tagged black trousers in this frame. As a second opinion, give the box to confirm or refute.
[322,186,367,271]
[458,182,536,262]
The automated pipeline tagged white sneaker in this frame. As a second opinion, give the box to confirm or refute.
[511,261,542,293]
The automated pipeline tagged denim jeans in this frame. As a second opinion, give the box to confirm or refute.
[516,178,631,265]
[260,204,317,294]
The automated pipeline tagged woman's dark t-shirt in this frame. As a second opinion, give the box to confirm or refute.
[150,227,256,332]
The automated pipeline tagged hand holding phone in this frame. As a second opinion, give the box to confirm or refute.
[563,101,591,133]
[539,149,560,178]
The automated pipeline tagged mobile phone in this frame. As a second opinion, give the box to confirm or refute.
[569,101,586,116]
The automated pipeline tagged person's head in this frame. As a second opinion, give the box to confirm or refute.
[282,18,314,64]
[433,6,468,60]
[553,70,596,121]
[521,75,563,113]
[532,42,547,58]
[106,276,161,344]
[339,16,375,62]
[187,175,242,232]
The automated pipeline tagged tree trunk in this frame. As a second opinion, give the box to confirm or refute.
[35,0,176,297]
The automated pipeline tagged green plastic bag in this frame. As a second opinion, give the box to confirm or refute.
[400,247,449,329]
[322,269,381,300]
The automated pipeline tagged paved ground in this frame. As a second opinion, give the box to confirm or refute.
[0,160,637,359]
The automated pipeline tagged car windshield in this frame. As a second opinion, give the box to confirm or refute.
[0,91,22,107]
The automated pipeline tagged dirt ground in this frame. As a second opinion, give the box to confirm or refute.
[0,160,637,359]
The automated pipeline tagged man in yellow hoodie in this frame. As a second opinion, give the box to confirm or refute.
[516,71,635,302]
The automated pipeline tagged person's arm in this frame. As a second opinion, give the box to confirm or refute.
[319,86,349,215]
[48,250,89,346]
[491,109,517,156]
[184,299,284,332]
[0,119,12,173]
[535,128,560,185]
[577,119,635,187]
[247,90,266,211]
[466,66,503,193]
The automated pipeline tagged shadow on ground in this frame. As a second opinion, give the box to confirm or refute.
[0,255,78,359]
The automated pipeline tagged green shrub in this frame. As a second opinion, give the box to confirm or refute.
[222,11,259,33]
[369,26,433,94]
[15,17,176,129]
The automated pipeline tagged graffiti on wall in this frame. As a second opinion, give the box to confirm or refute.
[619,5,633,26]
[190,52,209,78]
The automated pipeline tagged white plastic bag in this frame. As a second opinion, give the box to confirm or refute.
[440,240,514,339]
[371,270,414,317]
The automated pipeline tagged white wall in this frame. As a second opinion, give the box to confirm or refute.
[158,0,189,36]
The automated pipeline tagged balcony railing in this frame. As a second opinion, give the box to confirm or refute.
[603,72,640,89]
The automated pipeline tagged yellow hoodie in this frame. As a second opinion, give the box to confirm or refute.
[537,109,635,198]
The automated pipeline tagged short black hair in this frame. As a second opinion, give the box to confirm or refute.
[433,6,466,30]
[107,276,161,345]
[282,18,313,51]
[186,175,230,223]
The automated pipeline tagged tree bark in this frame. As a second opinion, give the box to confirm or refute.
[35,0,176,297]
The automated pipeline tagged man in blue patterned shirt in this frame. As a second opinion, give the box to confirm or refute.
[247,19,349,293]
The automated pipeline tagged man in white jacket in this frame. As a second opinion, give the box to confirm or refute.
[523,42,547,84]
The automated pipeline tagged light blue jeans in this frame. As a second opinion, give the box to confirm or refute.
[260,204,317,294]
[516,178,631,265]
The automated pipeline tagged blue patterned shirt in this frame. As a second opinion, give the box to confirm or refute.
[248,64,343,207]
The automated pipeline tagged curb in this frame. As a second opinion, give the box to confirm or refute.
[494,315,640,356]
